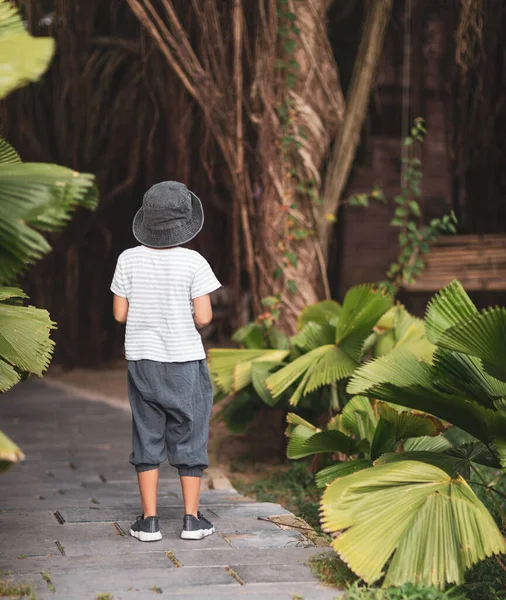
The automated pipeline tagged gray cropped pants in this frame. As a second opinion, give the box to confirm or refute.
[127,359,213,477]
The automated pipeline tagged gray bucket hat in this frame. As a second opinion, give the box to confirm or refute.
[132,181,204,248]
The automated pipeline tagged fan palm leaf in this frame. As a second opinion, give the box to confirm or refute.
[0,162,98,284]
[286,423,359,459]
[335,284,394,360]
[297,299,341,330]
[425,280,477,345]
[208,348,289,395]
[0,288,56,391]
[347,351,506,450]
[0,1,54,99]
[0,429,25,473]
[320,461,506,588]
[438,309,506,384]
[315,459,373,488]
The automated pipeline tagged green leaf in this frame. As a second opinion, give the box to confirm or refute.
[297,300,341,330]
[335,284,394,361]
[438,308,506,384]
[215,391,260,434]
[408,200,421,216]
[370,417,396,460]
[0,2,54,99]
[390,217,404,227]
[425,280,478,345]
[285,251,298,268]
[0,137,20,164]
[251,362,278,406]
[273,266,284,280]
[232,322,266,349]
[378,402,445,439]
[320,461,506,587]
[291,322,335,352]
[0,163,97,284]
[0,428,25,473]
[287,425,358,459]
[0,295,56,391]
[266,344,356,405]
[208,348,289,395]
[316,459,373,488]
[287,279,297,294]
[267,327,290,350]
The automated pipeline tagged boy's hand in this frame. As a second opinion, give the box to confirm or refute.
[113,294,129,323]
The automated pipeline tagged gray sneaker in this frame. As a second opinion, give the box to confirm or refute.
[181,511,215,540]
[129,515,162,542]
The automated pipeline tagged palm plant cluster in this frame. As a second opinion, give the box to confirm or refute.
[209,281,506,589]
[0,1,97,470]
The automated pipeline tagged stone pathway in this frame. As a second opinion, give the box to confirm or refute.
[0,381,342,600]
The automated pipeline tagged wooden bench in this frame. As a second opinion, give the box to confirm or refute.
[404,234,506,292]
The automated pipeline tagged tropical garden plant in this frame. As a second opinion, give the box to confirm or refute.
[208,283,395,433]
[286,280,506,589]
[0,0,97,471]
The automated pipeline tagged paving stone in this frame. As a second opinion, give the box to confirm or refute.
[0,382,343,598]
[223,528,311,549]
[46,565,238,596]
[232,562,318,584]
[174,546,325,567]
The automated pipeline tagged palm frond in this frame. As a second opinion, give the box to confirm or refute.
[232,322,266,349]
[297,299,341,330]
[0,296,56,391]
[438,308,506,383]
[432,348,506,408]
[404,435,452,453]
[291,321,334,352]
[316,459,373,488]
[320,460,506,587]
[250,361,277,406]
[287,425,358,459]
[0,164,97,284]
[0,2,54,99]
[425,280,477,344]
[378,402,445,439]
[208,348,289,395]
[335,284,394,361]
[0,429,25,473]
[286,412,318,431]
[0,137,20,164]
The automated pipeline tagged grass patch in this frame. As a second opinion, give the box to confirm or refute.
[231,460,322,530]
[0,578,35,598]
[96,594,113,600]
[40,571,54,593]
[344,581,468,600]
[308,552,358,588]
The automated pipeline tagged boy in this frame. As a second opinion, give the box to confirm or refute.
[110,181,221,542]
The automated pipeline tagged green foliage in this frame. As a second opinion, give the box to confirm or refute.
[209,284,394,430]
[347,119,458,291]
[232,460,322,531]
[343,582,467,600]
[0,0,97,472]
[308,552,358,589]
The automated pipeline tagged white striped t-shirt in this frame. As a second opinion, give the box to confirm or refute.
[110,246,221,362]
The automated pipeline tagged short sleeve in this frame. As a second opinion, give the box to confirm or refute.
[110,255,128,298]
[191,257,221,299]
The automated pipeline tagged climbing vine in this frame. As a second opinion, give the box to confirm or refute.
[348,118,458,291]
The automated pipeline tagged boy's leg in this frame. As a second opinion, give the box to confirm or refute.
[179,475,201,517]
[137,466,160,517]
[128,361,168,516]
[164,360,213,518]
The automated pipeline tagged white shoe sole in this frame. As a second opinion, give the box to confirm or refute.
[180,526,215,540]
[129,528,162,542]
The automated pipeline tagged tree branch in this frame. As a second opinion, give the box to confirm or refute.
[319,0,393,256]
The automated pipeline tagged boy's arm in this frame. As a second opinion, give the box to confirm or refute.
[113,294,129,323]
[193,294,213,329]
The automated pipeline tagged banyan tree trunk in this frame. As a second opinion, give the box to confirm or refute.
[126,0,344,332]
